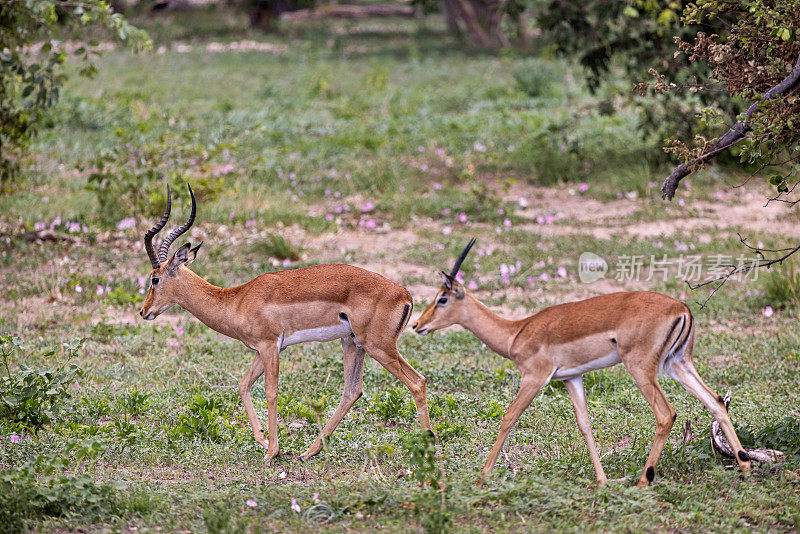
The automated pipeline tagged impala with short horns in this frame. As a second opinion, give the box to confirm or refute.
[414,239,752,488]
[139,184,431,462]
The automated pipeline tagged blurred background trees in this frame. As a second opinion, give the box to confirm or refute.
[0,0,150,190]
[2,0,798,201]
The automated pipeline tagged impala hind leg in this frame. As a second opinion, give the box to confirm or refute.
[624,357,676,487]
[258,345,281,461]
[365,343,431,430]
[301,336,366,460]
[563,376,608,485]
[239,355,269,450]
[478,367,553,487]
[668,358,751,473]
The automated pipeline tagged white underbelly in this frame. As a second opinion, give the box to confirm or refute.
[278,315,357,350]
[551,351,622,380]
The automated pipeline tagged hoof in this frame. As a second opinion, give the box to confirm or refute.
[300,441,323,460]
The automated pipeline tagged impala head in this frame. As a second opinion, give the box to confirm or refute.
[412,238,476,335]
[139,184,203,320]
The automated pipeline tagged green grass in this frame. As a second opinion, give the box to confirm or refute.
[0,8,798,533]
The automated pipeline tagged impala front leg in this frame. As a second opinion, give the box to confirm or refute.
[259,344,280,461]
[478,367,553,487]
[239,355,269,450]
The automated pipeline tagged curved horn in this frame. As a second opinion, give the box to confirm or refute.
[448,237,477,280]
[143,185,172,268]
[158,183,196,263]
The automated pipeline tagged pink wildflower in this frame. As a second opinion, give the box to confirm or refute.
[557,267,567,278]
[246,499,258,507]
[763,306,774,318]
[442,226,452,235]
[291,498,301,513]
[9,435,20,443]
[176,325,184,336]
[578,182,588,192]
[467,280,478,290]
[116,217,136,230]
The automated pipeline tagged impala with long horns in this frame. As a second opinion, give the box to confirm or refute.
[140,184,431,460]
[413,239,751,487]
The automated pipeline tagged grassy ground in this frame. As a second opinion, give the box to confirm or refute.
[1,9,799,533]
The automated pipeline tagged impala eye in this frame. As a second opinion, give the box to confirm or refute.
[151,277,160,285]
[437,296,448,305]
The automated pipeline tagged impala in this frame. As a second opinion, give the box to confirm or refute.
[413,239,751,487]
[139,184,431,460]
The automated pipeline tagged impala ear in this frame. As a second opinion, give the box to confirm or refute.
[166,242,197,274]
[452,280,466,299]
[440,271,453,290]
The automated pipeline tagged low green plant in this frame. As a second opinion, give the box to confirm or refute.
[760,259,800,311]
[247,233,301,261]
[513,61,560,98]
[121,388,151,417]
[169,393,225,442]
[368,387,416,423]
[404,430,450,533]
[0,336,83,430]
[0,438,120,534]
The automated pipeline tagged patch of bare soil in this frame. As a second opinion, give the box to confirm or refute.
[501,181,798,240]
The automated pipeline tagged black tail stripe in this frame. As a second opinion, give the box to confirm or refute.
[396,303,411,335]
[659,316,683,357]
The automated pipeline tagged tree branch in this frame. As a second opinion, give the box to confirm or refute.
[661,51,800,200]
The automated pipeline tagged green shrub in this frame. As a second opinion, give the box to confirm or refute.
[0,336,83,430]
[247,233,301,261]
[404,430,451,533]
[0,438,120,534]
[368,387,416,423]
[760,259,800,311]
[513,61,560,98]
[169,393,225,442]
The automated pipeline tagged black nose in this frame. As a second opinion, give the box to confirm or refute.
[412,322,418,330]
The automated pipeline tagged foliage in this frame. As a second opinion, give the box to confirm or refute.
[0,0,150,189]
[168,393,226,442]
[85,124,225,226]
[642,0,800,194]
[368,387,416,423]
[0,336,83,430]
[512,60,558,98]
[535,0,729,145]
[0,437,119,534]
[404,430,450,533]
[760,258,800,311]
[247,233,301,261]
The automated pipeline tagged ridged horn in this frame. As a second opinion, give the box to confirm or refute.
[158,183,196,263]
[143,185,171,268]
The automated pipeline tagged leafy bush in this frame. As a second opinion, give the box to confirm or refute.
[0,1,149,189]
[0,336,83,429]
[0,438,120,534]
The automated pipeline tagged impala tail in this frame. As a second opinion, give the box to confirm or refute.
[658,308,694,376]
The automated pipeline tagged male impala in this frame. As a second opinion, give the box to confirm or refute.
[139,184,430,460]
[413,239,751,487]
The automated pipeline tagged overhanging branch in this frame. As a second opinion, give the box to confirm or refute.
[661,52,800,200]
